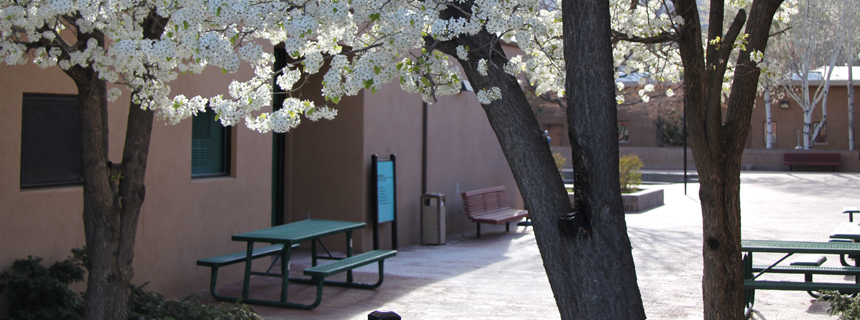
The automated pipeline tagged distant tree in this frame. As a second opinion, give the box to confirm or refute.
[764,0,860,148]
[612,0,787,318]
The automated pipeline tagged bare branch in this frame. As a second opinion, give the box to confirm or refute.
[611,30,678,45]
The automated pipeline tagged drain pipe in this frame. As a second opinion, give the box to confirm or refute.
[422,101,428,195]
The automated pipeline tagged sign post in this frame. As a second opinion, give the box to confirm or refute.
[371,154,397,250]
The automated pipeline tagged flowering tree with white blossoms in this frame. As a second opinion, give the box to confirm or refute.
[0,0,651,318]
[0,0,793,318]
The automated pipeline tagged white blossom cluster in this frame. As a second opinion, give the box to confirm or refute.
[476,87,502,104]
[0,0,544,132]
[0,0,799,134]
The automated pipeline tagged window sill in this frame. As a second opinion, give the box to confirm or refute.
[20,184,83,193]
[191,175,235,183]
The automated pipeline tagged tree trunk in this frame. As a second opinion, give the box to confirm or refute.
[60,16,163,319]
[63,65,154,320]
[672,0,783,319]
[432,1,644,317]
[561,0,646,318]
[804,109,812,149]
[64,58,129,320]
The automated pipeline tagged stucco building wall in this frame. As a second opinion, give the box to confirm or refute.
[281,77,521,252]
[3,45,527,308]
[0,58,271,300]
[747,86,859,151]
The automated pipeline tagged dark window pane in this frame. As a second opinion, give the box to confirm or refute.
[813,122,827,144]
[192,111,230,177]
[618,121,629,142]
[20,94,83,188]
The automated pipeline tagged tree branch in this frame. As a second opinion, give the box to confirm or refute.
[611,30,678,45]
[716,10,747,71]
[769,26,790,38]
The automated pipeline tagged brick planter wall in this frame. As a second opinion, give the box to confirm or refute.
[566,187,664,213]
[621,187,664,213]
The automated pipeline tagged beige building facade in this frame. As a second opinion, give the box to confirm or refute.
[0,43,520,306]
[747,86,859,151]
[536,71,860,172]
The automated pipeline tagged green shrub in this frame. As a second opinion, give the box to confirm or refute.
[129,283,262,320]
[552,153,567,172]
[818,291,860,320]
[0,252,86,320]
[0,248,261,320]
[619,154,643,193]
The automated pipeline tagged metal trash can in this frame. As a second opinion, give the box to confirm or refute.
[421,193,446,245]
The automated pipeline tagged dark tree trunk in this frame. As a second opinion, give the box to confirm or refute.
[561,0,646,318]
[59,14,165,320]
[65,55,131,320]
[435,1,645,318]
[671,0,783,318]
[63,61,154,320]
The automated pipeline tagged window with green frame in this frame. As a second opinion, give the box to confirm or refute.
[191,110,230,177]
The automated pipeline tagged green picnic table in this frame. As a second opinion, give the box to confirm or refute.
[197,219,396,309]
[742,240,860,313]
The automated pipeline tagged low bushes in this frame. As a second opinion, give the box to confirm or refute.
[0,248,261,320]
[619,154,643,193]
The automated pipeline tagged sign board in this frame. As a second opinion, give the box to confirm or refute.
[376,160,395,223]
[371,154,397,250]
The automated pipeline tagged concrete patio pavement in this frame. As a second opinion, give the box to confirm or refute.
[200,172,860,319]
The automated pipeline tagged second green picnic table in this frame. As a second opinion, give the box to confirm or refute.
[742,239,860,310]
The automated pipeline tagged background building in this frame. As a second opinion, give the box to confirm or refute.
[535,67,860,172]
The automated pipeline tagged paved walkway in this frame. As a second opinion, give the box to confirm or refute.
[202,172,860,319]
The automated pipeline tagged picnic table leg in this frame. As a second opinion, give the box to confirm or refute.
[743,253,756,311]
[805,273,821,298]
[347,231,354,284]
[855,255,860,285]
[242,241,254,299]
[280,243,291,303]
[312,239,318,267]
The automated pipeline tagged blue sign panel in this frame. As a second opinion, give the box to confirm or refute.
[376,161,395,223]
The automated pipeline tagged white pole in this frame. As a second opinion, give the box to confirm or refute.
[849,61,855,150]
[765,88,774,149]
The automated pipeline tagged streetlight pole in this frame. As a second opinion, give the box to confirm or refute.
[683,96,687,195]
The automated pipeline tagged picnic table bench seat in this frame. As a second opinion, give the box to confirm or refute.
[744,280,860,293]
[196,244,288,268]
[751,264,860,276]
[783,152,841,171]
[197,243,297,302]
[258,249,397,309]
[461,186,528,238]
[303,250,396,285]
